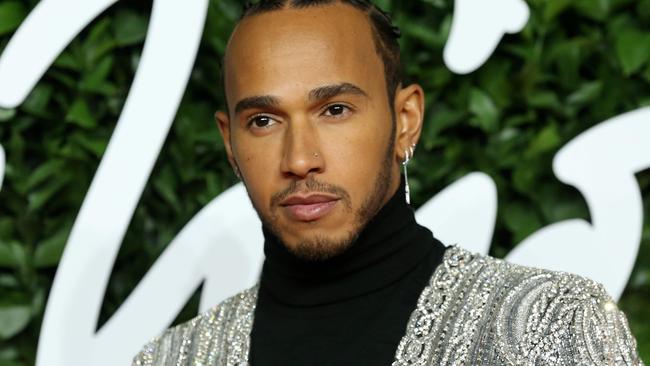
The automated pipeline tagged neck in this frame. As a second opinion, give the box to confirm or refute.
[259,177,434,306]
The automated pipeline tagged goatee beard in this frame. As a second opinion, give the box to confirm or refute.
[258,138,395,261]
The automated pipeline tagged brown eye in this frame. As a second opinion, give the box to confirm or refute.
[323,104,350,117]
[249,115,276,129]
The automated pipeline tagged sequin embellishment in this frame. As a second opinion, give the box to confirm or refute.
[133,247,644,366]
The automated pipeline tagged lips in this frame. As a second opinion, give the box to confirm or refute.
[280,194,339,222]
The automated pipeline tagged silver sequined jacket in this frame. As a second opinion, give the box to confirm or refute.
[133,246,644,365]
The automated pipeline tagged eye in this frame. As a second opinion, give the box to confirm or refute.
[247,115,277,129]
[322,104,351,118]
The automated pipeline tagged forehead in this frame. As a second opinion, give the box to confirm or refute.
[223,4,385,109]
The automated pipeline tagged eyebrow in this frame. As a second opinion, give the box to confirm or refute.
[234,95,280,115]
[233,82,368,116]
[308,82,369,102]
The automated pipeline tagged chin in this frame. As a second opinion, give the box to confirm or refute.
[283,230,358,261]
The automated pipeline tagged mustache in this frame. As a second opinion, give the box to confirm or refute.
[271,178,351,207]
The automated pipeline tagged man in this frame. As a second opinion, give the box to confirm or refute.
[133,1,644,365]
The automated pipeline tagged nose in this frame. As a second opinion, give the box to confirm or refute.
[280,118,324,179]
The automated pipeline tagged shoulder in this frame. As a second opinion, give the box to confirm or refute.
[443,246,644,365]
[132,285,258,366]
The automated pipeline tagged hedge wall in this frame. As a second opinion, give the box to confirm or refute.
[0,0,648,364]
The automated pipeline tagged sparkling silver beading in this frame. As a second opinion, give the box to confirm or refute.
[133,247,644,366]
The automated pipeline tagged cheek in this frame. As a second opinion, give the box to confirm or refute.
[234,129,277,167]
[233,135,281,204]
[329,111,392,160]
[321,115,393,188]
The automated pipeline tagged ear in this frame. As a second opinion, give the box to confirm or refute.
[215,111,239,177]
[394,84,425,161]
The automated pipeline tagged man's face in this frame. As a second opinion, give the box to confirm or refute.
[217,4,402,260]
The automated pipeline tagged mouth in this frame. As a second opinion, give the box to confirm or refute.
[279,194,340,222]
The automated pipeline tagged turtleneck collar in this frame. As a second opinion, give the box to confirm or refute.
[259,177,434,306]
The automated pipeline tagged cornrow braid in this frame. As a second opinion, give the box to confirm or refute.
[238,0,402,107]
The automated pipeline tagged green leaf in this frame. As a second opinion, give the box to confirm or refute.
[567,81,603,107]
[0,346,19,361]
[420,0,446,8]
[526,123,561,158]
[0,242,24,269]
[513,165,540,193]
[153,167,181,211]
[400,22,437,47]
[0,2,27,36]
[427,66,453,88]
[30,287,46,315]
[49,69,77,88]
[615,29,650,75]
[0,274,19,287]
[26,160,66,190]
[535,187,589,223]
[113,10,147,47]
[21,85,53,117]
[212,1,239,22]
[53,51,80,71]
[71,132,108,158]
[0,305,31,340]
[422,107,465,147]
[643,64,650,84]
[27,178,67,212]
[83,18,116,65]
[0,108,16,122]
[543,0,571,21]
[639,0,650,20]
[438,14,453,45]
[503,112,535,127]
[65,99,97,129]
[80,56,116,95]
[527,91,561,110]
[502,202,543,242]
[34,226,71,268]
[0,217,16,238]
[548,40,582,86]
[0,360,28,366]
[573,0,610,21]
[374,0,392,11]
[468,88,499,132]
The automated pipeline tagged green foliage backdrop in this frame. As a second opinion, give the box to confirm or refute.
[0,0,649,364]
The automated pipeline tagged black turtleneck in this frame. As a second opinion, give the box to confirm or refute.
[250,179,447,365]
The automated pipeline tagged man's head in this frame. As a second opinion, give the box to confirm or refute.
[215,0,425,260]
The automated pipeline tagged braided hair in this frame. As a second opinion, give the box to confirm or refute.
[237,0,402,105]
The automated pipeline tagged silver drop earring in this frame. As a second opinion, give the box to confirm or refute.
[402,144,415,204]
